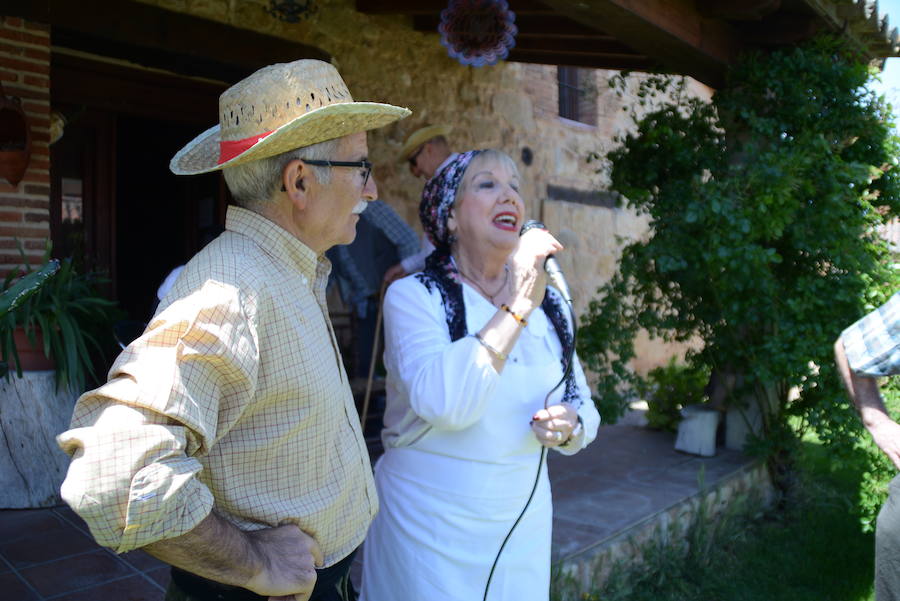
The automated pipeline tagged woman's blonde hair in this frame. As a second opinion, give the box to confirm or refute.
[454,149,520,205]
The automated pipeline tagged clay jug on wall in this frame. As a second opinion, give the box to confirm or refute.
[0,83,31,187]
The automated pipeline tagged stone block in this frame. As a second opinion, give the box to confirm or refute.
[0,371,77,508]
[674,405,720,457]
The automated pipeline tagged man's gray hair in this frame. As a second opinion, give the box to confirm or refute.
[223,137,340,209]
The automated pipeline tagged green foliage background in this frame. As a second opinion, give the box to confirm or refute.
[579,36,900,491]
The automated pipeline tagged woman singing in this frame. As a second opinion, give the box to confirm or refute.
[360,149,600,601]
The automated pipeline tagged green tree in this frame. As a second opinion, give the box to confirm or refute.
[579,36,900,487]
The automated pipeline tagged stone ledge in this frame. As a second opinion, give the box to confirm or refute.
[555,460,773,588]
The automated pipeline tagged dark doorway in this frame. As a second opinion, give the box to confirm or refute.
[51,53,229,324]
[115,115,222,322]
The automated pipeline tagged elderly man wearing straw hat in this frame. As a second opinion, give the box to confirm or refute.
[58,59,410,601]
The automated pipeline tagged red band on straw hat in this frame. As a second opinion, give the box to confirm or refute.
[218,130,276,165]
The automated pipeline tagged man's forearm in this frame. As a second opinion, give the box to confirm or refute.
[143,510,259,588]
[835,337,891,428]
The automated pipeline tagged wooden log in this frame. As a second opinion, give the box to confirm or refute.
[0,371,77,508]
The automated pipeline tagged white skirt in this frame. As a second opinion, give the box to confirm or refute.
[359,449,552,601]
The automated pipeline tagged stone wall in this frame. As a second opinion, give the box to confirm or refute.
[132,0,711,374]
[0,17,51,275]
[0,0,709,374]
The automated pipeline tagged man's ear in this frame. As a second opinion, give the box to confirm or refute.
[282,159,311,209]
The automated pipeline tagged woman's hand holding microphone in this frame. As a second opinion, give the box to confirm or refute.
[497,226,563,321]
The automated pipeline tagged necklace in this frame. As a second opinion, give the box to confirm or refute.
[457,263,509,303]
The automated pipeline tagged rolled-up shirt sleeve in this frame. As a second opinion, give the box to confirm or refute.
[383,277,500,431]
[57,279,258,553]
[842,291,900,378]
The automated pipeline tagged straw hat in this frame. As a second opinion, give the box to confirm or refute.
[170,59,411,175]
[399,124,451,162]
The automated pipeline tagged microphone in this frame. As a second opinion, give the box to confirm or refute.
[519,219,573,307]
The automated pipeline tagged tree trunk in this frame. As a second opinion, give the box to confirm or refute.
[0,371,76,507]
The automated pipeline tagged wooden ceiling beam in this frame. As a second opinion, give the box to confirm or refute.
[412,14,603,37]
[695,0,782,21]
[539,0,743,87]
[739,15,822,47]
[356,0,554,16]
[8,0,329,80]
[514,36,641,56]
[507,49,658,70]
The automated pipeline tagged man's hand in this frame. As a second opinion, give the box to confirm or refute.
[144,513,323,601]
[383,263,407,285]
[245,523,323,599]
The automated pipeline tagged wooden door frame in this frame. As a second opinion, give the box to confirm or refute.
[50,53,228,294]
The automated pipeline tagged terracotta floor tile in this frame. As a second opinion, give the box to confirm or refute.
[0,521,98,569]
[50,574,165,601]
[19,549,134,597]
[51,506,91,535]
[0,570,40,601]
[0,417,758,601]
[120,549,166,572]
[0,509,64,543]
[145,566,171,590]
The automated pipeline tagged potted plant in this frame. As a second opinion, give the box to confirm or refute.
[0,258,59,379]
[0,244,119,508]
[0,244,119,393]
[638,357,710,433]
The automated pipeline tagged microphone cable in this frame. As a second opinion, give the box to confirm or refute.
[482,283,578,601]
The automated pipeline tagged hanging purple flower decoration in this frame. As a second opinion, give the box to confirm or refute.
[438,0,517,67]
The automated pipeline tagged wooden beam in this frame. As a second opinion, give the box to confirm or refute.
[413,14,604,37]
[539,0,743,87]
[514,36,642,56]
[695,0,781,21]
[8,0,330,79]
[507,49,658,70]
[356,0,553,16]
[738,16,821,46]
[51,51,224,123]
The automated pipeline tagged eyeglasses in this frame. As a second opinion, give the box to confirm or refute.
[302,159,373,187]
[407,145,425,169]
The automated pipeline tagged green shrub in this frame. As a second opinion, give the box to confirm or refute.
[638,357,710,432]
[578,35,900,484]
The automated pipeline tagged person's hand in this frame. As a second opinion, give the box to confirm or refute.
[865,412,900,470]
[243,523,323,600]
[531,403,579,448]
[383,263,407,285]
[502,227,563,317]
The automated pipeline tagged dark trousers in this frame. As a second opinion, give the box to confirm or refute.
[165,549,357,601]
[877,476,900,601]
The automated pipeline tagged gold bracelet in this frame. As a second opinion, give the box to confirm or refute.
[473,332,508,361]
[500,304,528,326]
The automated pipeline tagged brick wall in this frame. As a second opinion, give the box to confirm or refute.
[0,16,51,276]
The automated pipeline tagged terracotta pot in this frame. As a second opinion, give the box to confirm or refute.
[0,82,31,187]
[12,327,55,371]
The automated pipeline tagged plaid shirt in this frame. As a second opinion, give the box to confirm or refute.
[842,291,900,377]
[58,206,376,566]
